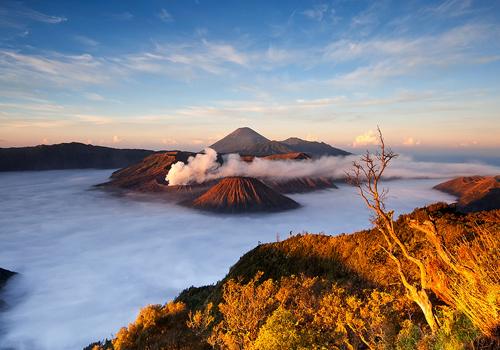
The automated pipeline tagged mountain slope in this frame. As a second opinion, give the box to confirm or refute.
[281,137,351,156]
[434,175,500,212]
[99,151,197,191]
[88,204,500,350]
[210,127,269,154]
[191,176,299,213]
[242,140,295,156]
[0,143,154,171]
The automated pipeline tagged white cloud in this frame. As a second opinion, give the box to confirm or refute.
[402,137,421,146]
[352,130,378,147]
[0,2,67,28]
[201,39,247,65]
[0,50,111,87]
[158,8,173,23]
[120,39,249,78]
[324,23,496,86]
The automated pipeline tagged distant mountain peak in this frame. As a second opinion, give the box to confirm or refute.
[209,127,350,157]
[227,127,268,139]
[210,127,269,154]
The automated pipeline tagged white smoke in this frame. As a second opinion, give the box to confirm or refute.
[165,148,500,186]
[166,148,221,185]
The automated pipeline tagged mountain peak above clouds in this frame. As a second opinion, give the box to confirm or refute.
[210,127,350,157]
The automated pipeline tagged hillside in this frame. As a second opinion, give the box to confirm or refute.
[0,143,153,171]
[434,175,500,212]
[210,127,350,157]
[100,151,197,191]
[261,152,311,161]
[190,177,300,213]
[88,204,500,350]
[241,140,295,156]
[281,137,351,156]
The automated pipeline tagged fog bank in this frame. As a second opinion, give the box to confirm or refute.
[0,170,456,349]
[166,148,500,186]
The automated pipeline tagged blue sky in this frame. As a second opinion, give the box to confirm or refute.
[0,0,499,155]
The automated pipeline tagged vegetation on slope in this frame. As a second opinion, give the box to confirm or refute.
[88,204,499,350]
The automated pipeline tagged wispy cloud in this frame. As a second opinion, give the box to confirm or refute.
[302,4,329,21]
[0,50,111,86]
[120,39,249,78]
[324,23,498,86]
[422,0,473,18]
[158,8,173,23]
[350,2,382,34]
[0,1,67,29]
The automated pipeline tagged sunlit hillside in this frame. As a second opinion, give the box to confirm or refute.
[87,203,500,350]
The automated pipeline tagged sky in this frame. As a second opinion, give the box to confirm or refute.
[0,0,499,156]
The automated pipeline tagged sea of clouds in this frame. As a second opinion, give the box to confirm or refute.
[0,166,491,349]
[166,148,500,185]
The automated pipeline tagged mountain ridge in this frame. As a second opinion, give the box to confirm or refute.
[0,142,154,171]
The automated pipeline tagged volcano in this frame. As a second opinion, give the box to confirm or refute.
[210,127,350,157]
[210,127,270,154]
[100,151,197,191]
[191,177,300,213]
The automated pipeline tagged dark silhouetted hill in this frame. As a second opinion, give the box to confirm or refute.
[0,143,153,171]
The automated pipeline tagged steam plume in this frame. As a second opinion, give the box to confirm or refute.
[165,148,500,186]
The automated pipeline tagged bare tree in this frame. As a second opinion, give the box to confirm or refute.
[347,127,438,333]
